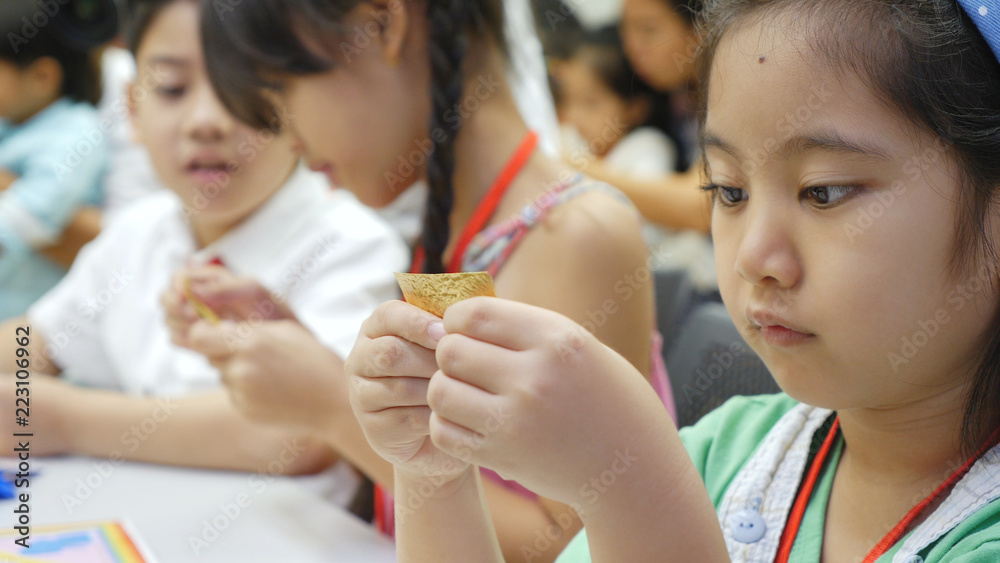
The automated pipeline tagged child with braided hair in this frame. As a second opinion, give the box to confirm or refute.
[350,0,1000,560]
[178,0,676,559]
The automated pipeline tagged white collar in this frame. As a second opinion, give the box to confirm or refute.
[190,165,331,274]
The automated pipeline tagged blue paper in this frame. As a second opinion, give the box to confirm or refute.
[0,474,14,500]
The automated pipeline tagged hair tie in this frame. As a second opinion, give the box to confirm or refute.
[957,1,1000,62]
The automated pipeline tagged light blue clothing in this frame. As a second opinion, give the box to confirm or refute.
[0,98,107,320]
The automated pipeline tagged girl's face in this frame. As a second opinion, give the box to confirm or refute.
[558,55,641,158]
[279,4,432,208]
[0,58,57,124]
[0,60,32,122]
[707,19,999,411]
[130,1,299,243]
[620,0,697,92]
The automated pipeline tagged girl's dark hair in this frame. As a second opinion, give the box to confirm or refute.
[125,0,180,54]
[200,0,507,274]
[0,0,105,105]
[663,0,703,27]
[532,0,584,60]
[573,27,657,110]
[571,26,686,171]
[695,0,1000,455]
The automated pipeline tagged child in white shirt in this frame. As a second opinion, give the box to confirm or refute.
[0,0,407,479]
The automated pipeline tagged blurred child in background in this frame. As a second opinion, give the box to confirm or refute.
[0,0,109,320]
[173,0,667,558]
[0,0,407,494]
[565,0,712,234]
[558,27,677,187]
[556,26,716,290]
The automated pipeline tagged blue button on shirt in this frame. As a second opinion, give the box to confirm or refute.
[0,98,107,320]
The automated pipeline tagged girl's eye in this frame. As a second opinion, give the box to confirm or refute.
[703,184,747,207]
[802,185,858,207]
[156,86,186,99]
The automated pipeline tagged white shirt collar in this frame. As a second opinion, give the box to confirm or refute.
[190,164,332,274]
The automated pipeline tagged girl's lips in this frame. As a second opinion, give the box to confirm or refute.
[187,167,229,187]
[746,308,815,347]
[758,325,816,347]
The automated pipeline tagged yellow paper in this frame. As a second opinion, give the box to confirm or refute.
[395,272,496,318]
[184,279,220,324]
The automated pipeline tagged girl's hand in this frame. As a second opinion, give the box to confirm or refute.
[345,301,471,483]
[162,266,296,347]
[187,319,344,433]
[428,297,672,513]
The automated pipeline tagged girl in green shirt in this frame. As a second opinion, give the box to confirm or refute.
[345,0,1000,560]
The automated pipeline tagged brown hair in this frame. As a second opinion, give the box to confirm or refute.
[199,0,507,274]
[663,0,704,26]
[695,0,1000,454]
[0,0,104,105]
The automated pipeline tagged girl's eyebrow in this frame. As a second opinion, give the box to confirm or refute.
[703,130,894,161]
[143,56,191,68]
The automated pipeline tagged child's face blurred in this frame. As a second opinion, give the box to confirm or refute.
[0,59,58,124]
[277,3,432,208]
[130,1,299,242]
[620,0,697,92]
[706,18,999,411]
[558,56,636,158]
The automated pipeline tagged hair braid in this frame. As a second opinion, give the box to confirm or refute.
[421,0,471,273]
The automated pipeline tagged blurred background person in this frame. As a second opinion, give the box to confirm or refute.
[0,0,111,319]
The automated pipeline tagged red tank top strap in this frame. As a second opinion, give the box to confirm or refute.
[409,131,538,274]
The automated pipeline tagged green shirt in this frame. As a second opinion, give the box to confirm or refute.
[557,394,1000,562]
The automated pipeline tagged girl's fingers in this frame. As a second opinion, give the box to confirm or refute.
[171,270,189,293]
[351,375,430,412]
[348,335,440,379]
[443,297,579,352]
[188,320,242,359]
[434,333,517,394]
[189,275,263,307]
[428,411,489,466]
[358,406,434,452]
[360,300,445,350]
[426,370,506,436]
[181,265,229,284]
[161,285,194,318]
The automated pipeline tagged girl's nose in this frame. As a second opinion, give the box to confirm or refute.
[182,82,235,142]
[733,200,803,290]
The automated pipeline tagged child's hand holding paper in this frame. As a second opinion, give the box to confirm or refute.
[162,265,297,348]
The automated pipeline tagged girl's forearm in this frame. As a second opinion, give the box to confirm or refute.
[585,163,712,233]
[395,468,504,563]
[0,168,15,191]
[580,425,728,562]
[40,206,102,269]
[483,480,581,563]
[323,406,397,487]
[1,318,60,376]
[58,386,336,474]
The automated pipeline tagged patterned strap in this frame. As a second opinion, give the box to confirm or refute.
[461,174,636,275]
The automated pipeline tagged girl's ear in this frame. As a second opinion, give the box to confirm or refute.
[27,57,62,100]
[367,0,409,67]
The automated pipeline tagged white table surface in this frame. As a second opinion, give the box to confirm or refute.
[0,456,396,562]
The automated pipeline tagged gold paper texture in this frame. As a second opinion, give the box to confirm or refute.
[395,272,496,318]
